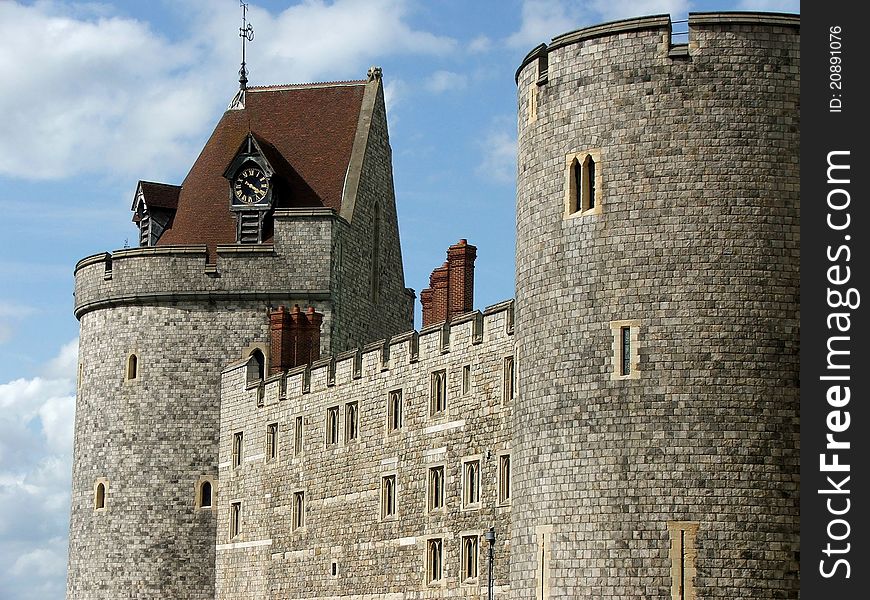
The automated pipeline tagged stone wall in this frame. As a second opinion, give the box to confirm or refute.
[215,302,515,599]
[513,13,800,599]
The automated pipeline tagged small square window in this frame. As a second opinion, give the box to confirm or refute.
[430,370,447,416]
[345,402,358,442]
[326,406,340,446]
[427,466,445,512]
[387,389,403,432]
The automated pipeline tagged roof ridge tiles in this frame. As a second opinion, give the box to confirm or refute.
[247,79,367,91]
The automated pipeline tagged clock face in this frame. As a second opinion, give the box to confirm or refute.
[233,167,269,204]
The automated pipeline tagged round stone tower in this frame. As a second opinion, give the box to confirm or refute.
[513,13,799,599]
[66,74,413,599]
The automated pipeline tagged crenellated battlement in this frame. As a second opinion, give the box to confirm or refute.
[516,11,800,83]
[224,300,514,403]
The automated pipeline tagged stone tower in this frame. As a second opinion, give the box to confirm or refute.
[513,13,799,599]
[66,71,413,599]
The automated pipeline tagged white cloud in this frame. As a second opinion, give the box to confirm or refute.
[0,0,457,182]
[0,341,76,599]
[468,34,492,53]
[425,70,468,93]
[507,0,688,48]
[476,124,517,184]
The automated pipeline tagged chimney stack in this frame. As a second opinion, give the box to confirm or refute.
[420,239,477,327]
[269,304,323,373]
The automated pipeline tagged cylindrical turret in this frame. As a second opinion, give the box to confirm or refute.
[513,13,799,599]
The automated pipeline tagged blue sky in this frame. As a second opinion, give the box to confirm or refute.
[0,1,798,597]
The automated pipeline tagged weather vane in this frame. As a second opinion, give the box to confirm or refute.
[238,1,255,90]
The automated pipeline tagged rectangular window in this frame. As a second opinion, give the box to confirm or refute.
[229,502,241,539]
[503,356,515,403]
[428,466,445,512]
[499,454,511,505]
[381,474,397,520]
[462,365,471,394]
[326,406,340,446]
[430,370,447,416]
[266,423,278,462]
[461,535,479,581]
[294,416,303,455]
[621,326,631,376]
[463,460,481,508]
[292,491,305,530]
[387,389,403,431]
[426,538,443,584]
[345,402,358,442]
[232,431,243,468]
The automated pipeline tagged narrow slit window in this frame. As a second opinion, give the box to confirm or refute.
[388,389,403,431]
[345,402,358,442]
[621,326,631,376]
[668,522,698,600]
[462,365,471,394]
[294,416,303,455]
[503,356,515,403]
[266,423,278,462]
[292,491,305,530]
[326,406,339,446]
[381,475,397,519]
[232,432,243,468]
[461,535,479,581]
[585,155,596,210]
[200,480,213,508]
[230,502,241,539]
[94,481,106,510]
[428,466,445,512]
[126,354,138,380]
[572,158,582,213]
[426,538,443,584]
[430,370,447,416]
[499,454,511,505]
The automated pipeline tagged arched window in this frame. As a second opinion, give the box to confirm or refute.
[565,150,601,216]
[583,154,596,210]
[572,158,582,213]
[95,481,106,510]
[200,481,212,508]
[247,349,265,383]
[126,354,138,380]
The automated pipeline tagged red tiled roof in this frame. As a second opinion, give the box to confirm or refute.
[139,181,181,210]
[156,81,367,252]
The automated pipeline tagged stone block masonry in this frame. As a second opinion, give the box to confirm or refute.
[215,302,515,599]
[513,12,799,599]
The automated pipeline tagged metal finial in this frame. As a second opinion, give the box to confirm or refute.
[238,1,255,90]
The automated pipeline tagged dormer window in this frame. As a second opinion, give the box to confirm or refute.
[131,181,179,247]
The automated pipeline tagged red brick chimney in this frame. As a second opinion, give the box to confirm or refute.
[269,305,323,373]
[421,239,477,326]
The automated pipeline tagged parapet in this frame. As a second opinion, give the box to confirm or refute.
[73,208,340,319]
[516,11,800,83]
[224,300,515,401]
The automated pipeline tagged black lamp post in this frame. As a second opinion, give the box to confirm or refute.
[485,527,496,600]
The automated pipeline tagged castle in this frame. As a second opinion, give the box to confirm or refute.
[66,13,800,600]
